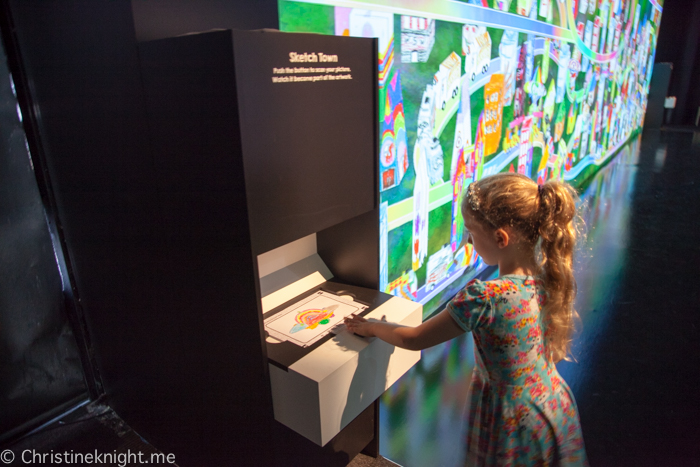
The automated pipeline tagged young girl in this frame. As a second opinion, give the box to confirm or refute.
[345,173,587,466]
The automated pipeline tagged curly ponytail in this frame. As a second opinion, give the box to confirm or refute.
[537,181,579,363]
[461,173,580,362]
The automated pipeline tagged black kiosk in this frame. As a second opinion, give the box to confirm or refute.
[119,30,422,465]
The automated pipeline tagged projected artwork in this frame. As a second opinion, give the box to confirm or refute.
[279,0,663,317]
[264,291,368,347]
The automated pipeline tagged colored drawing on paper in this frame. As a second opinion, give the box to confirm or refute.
[290,305,338,333]
[264,291,367,347]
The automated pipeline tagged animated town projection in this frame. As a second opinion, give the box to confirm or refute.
[280,0,662,317]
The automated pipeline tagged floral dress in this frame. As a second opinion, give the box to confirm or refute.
[446,275,588,466]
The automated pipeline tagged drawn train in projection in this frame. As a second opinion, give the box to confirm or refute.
[279,0,662,317]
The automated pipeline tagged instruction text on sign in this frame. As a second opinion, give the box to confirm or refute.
[271,61,352,84]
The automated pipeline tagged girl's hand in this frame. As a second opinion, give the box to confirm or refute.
[345,308,465,350]
[344,314,375,337]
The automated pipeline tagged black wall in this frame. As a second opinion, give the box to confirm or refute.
[644,62,672,129]
[654,0,700,126]
[3,0,154,417]
[0,0,279,452]
[131,0,278,41]
[0,20,87,442]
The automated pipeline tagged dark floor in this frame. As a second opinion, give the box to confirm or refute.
[569,128,700,466]
[4,400,402,467]
[4,402,169,466]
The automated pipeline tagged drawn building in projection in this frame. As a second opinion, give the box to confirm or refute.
[484,74,504,157]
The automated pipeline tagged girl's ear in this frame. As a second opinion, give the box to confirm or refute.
[494,228,510,249]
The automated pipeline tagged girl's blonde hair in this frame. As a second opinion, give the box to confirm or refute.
[462,173,579,363]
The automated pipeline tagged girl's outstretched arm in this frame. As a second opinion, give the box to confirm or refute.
[343,309,465,351]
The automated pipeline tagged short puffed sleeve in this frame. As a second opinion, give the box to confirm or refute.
[446,279,492,332]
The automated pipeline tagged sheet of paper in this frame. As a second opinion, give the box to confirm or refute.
[264,290,367,347]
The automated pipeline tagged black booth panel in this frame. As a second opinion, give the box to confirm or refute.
[232,31,378,254]
[0,31,87,442]
[138,31,273,464]
[138,30,381,464]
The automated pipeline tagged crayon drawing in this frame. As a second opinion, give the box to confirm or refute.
[290,305,338,333]
[265,291,367,347]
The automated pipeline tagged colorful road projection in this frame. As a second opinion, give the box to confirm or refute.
[279,0,663,318]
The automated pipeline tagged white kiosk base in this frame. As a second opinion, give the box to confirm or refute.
[258,235,422,446]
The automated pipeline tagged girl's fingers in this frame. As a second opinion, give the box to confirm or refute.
[344,314,365,323]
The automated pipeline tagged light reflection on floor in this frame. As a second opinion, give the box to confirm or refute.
[379,136,643,467]
[558,136,641,393]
